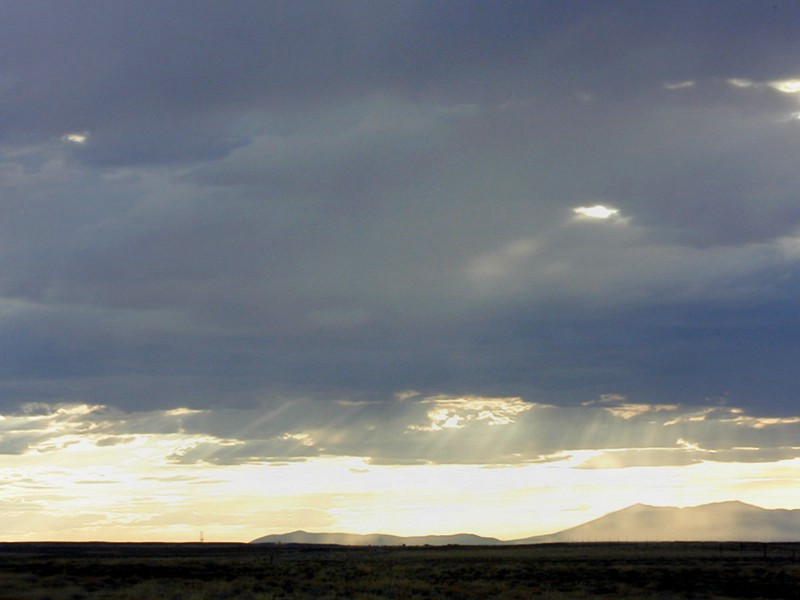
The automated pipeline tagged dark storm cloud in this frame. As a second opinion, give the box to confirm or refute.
[3,0,800,424]
[1,0,544,160]
[2,0,797,162]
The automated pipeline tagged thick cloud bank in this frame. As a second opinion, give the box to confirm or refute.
[3,0,800,541]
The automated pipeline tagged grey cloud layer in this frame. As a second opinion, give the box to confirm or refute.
[2,397,798,468]
[3,1,800,416]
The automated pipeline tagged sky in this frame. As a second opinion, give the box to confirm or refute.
[2,0,800,542]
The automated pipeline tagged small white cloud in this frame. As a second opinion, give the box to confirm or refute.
[725,77,800,95]
[769,79,800,94]
[663,81,695,90]
[604,403,679,420]
[661,406,799,428]
[572,205,621,220]
[663,407,721,426]
[62,132,89,144]
[278,432,316,447]
[408,395,539,432]
[430,408,465,430]
[732,416,800,429]
[726,78,756,88]
[676,438,708,452]
[164,407,204,417]
[585,394,678,420]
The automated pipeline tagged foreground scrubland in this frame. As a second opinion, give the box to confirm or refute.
[0,541,798,599]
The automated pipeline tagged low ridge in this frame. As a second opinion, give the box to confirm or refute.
[514,501,800,543]
[251,530,502,546]
[251,502,800,545]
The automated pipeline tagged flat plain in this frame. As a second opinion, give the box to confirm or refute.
[0,541,798,599]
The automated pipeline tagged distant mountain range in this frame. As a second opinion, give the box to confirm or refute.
[516,501,800,543]
[251,502,800,545]
[250,531,502,546]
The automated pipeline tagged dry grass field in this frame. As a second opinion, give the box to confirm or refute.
[0,541,798,599]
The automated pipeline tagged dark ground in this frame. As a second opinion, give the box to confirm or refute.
[0,541,798,599]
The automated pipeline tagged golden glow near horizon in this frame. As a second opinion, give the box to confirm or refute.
[2,443,800,543]
[1,400,800,542]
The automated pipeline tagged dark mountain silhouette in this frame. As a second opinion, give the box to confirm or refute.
[514,501,800,543]
[251,502,800,546]
[250,530,502,546]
